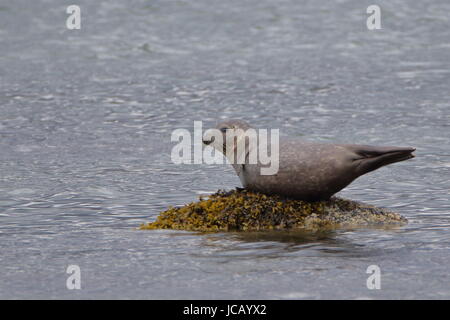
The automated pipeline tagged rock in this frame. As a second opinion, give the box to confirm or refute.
[140,189,407,232]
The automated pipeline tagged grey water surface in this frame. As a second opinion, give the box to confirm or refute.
[0,0,449,299]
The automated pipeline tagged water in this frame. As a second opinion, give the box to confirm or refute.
[1,0,449,299]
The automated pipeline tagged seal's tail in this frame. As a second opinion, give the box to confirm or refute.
[352,145,415,175]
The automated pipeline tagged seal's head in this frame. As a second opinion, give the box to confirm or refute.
[202,119,253,162]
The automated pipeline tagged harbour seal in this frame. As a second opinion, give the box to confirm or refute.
[202,119,415,201]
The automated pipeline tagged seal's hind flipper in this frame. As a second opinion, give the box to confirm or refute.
[351,145,415,175]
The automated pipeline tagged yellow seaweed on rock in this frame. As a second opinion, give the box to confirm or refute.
[140,189,407,232]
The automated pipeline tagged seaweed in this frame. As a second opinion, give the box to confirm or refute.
[140,189,407,232]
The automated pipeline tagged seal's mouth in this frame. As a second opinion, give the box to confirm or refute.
[202,136,214,145]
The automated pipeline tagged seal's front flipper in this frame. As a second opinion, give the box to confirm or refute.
[351,145,415,175]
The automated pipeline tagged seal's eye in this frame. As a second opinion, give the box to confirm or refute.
[220,127,227,133]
